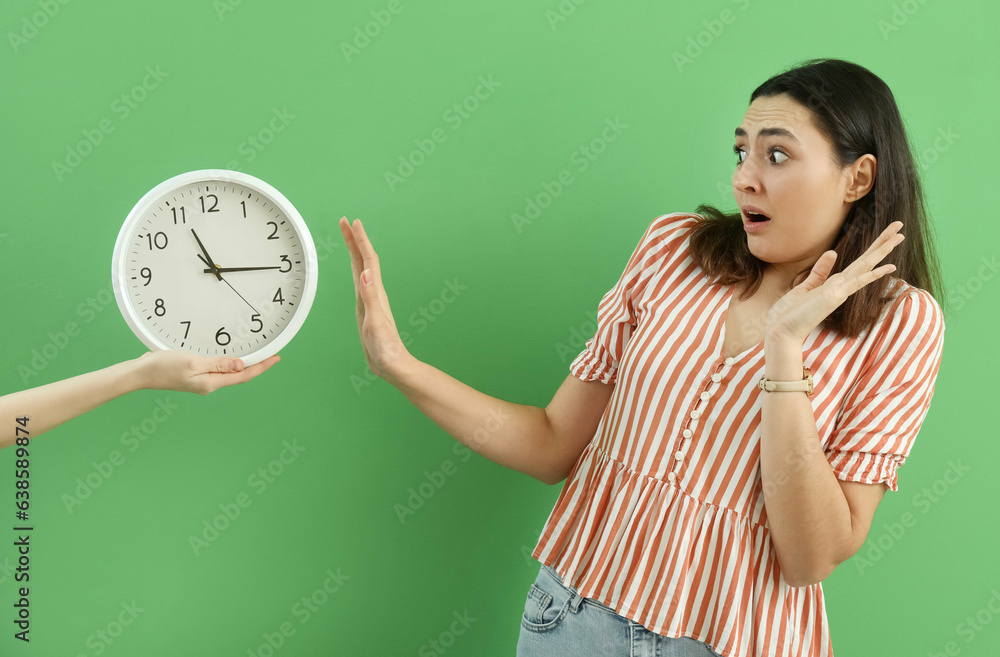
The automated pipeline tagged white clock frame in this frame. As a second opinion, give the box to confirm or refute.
[112,169,318,366]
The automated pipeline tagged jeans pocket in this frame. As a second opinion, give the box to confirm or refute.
[520,566,573,633]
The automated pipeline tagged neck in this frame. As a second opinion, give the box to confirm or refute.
[762,262,810,295]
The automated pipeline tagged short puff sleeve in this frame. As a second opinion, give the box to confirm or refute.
[569,213,696,385]
[825,286,945,492]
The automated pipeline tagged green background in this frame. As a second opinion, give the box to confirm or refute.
[1,0,997,655]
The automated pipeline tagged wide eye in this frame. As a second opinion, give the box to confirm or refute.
[770,148,788,164]
[733,144,746,164]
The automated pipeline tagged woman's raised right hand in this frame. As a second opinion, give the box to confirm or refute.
[339,217,413,382]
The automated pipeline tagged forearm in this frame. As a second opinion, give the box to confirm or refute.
[386,356,558,483]
[0,357,148,449]
[759,336,853,587]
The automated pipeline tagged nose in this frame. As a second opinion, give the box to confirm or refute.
[732,158,761,196]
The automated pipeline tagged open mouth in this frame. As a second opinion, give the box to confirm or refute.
[745,210,770,223]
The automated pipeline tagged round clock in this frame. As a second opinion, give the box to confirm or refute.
[112,169,318,366]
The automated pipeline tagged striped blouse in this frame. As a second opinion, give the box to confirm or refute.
[531,212,945,657]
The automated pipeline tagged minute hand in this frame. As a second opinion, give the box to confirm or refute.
[201,266,282,273]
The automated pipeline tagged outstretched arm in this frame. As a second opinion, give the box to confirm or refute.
[0,350,279,449]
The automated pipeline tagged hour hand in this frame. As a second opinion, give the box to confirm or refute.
[191,229,222,280]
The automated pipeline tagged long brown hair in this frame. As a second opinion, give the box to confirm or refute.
[689,58,945,338]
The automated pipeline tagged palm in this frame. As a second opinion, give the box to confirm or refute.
[766,221,905,344]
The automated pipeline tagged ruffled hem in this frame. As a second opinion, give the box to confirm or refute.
[532,442,832,657]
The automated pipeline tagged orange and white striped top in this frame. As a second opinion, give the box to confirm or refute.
[531,212,945,657]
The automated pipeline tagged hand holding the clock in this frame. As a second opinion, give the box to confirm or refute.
[340,217,413,382]
[135,350,281,395]
[0,349,280,449]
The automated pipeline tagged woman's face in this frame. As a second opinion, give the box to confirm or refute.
[732,93,873,288]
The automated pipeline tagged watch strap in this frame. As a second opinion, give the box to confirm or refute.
[758,367,813,396]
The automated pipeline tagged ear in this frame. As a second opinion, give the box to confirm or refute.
[844,154,876,202]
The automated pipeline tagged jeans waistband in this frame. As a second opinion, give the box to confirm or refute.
[542,564,620,616]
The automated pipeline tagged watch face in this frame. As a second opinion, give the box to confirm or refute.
[112,170,317,366]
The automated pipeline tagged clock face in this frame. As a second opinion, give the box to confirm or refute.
[112,170,317,366]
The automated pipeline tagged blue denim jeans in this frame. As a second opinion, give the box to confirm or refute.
[517,563,725,657]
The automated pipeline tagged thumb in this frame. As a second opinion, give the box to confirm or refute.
[358,269,377,310]
[801,251,835,283]
[213,357,245,374]
[361,268,380,300]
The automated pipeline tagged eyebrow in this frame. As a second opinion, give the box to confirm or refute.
[734,126,801,143]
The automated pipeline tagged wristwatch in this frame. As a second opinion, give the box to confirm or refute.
[758,367,813,396]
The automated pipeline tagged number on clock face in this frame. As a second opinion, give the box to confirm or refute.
[125,181,305,357]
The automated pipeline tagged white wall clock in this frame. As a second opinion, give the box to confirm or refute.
[112,169,318,366]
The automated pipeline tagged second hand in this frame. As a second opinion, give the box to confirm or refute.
[196,253,260,315]
[222,278,260,315]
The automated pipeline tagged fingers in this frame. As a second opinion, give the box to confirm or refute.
[340,216,378,322]
[344,218,394,317]
[202,354,281,393]
[853,221,904,272]
[827,225,901,301]
[350,219,382,286]
[338,217,379,278]
[829,222,902,291]
[339,217,362,288]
